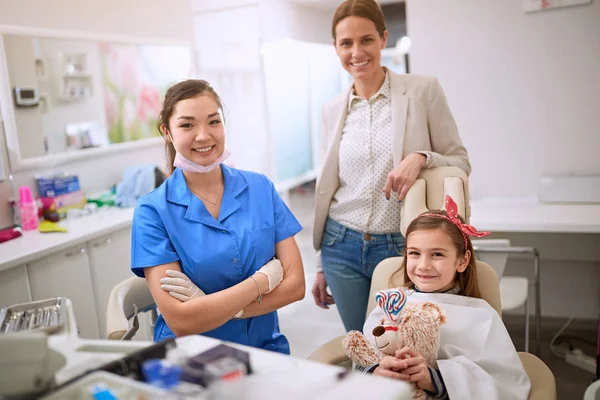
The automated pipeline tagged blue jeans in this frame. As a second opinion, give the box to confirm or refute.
[320,218,405,332]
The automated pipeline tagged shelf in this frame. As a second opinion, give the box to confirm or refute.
[62,72,92,79]
[54,52,94,102]
[57,96,87,102]
[35,57,48,82]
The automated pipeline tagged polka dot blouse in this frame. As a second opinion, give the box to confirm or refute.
[329,72,402,234]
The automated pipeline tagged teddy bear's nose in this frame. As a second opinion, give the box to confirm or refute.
[372,326,385,337]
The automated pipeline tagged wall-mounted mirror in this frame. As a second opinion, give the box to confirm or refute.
[0,27,193,171]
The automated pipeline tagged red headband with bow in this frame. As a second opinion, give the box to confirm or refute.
[422,195,491,249]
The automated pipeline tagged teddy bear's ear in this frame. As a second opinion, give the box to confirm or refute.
[376,288,407,323]
[422,302,447,325]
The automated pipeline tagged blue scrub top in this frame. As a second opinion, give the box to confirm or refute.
[130,165,302,354]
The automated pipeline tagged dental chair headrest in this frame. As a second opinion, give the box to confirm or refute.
[400,166,470,237]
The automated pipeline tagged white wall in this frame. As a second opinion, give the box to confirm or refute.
[190,0,334,181]
[406,0,600,319]
[0,0,193,228]
[260,0,333,44]
[406,0,600,200]
[2,35,45,159]
[0,0,192,42]
[190,0,332,44]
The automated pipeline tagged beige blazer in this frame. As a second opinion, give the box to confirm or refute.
[313,72,471,251]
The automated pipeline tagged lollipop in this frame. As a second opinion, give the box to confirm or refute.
[375,288,407,323]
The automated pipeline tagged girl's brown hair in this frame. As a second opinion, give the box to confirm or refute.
[331,0,387,40]
[157,79,224,174]
[391,211,481,298]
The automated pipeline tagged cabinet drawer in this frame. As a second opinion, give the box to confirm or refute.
[28,245,100,339]
[0,265,31,309]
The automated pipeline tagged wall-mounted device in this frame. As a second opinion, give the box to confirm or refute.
[13,86,39,107]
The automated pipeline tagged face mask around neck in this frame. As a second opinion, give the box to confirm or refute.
[173,148,231,173]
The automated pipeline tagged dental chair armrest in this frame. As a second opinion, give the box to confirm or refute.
[308,336,349,366]
[106,277,154,340]
[107,331,126,340]
[518,352,556,400]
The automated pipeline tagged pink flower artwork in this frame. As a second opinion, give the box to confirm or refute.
[99,42,190,144]
[103,87,118,127]
[137,85,161,121]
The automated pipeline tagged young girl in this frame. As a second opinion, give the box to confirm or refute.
[362,196,531,399]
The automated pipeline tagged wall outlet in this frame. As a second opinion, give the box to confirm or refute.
[565,349,596,374]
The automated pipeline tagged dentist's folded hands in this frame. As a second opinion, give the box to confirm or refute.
[161,258,284,302]
[161,270,206,302]
[254,258,283,293]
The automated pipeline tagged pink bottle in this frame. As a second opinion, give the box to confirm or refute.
[19,186,39,231]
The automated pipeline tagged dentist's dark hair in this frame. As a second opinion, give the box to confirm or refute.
[332,0,387,41]
[390,210,481,299]
[157,79,224,175]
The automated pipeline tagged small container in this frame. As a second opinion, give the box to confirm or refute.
[142,359,164,388]
[36,198,44,219]
[18,186,38,231]
[44,210,61,223]
[8,197,20,226]
[39,371,167,399]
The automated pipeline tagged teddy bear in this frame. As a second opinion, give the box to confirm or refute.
[342,288,446,400]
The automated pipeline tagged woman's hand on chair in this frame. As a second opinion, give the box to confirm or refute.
[311,272,335,309]
[161,270,206,302]
[382,153,427,201]
[395,347,435,393]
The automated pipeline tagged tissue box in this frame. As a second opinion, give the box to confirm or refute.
[40,191,86,213]
[36,174,81,198]
[182,344,251,386]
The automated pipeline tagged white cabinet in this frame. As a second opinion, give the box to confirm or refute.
[88,228,133,338]
[87,227,152,341]
[27,244,100,339]
[0,265,31,309]
[0,219,153,341]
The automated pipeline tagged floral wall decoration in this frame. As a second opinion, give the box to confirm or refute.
[100,42,192,144]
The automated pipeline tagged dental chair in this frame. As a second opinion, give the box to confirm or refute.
[307,167,556,400]
[106,276,155,340]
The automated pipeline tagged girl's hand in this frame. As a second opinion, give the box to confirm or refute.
[395,347,434,393]
[382,153,426,201]
[373,356,410,380]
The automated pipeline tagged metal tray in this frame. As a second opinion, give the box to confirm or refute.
[0,297,66,335]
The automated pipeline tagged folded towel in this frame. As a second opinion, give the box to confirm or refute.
[0,226,22,243]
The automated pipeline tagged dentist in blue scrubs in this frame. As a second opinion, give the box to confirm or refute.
[131,79,305,354]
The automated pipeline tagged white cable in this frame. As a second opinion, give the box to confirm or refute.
[549,284,591,358]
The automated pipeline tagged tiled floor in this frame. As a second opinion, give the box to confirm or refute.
[279,188,597,400]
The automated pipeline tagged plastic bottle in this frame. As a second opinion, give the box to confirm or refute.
[142,359,165,389]
[19,186,39,231]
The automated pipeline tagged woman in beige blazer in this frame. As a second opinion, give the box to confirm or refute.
[311,0,471,332]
